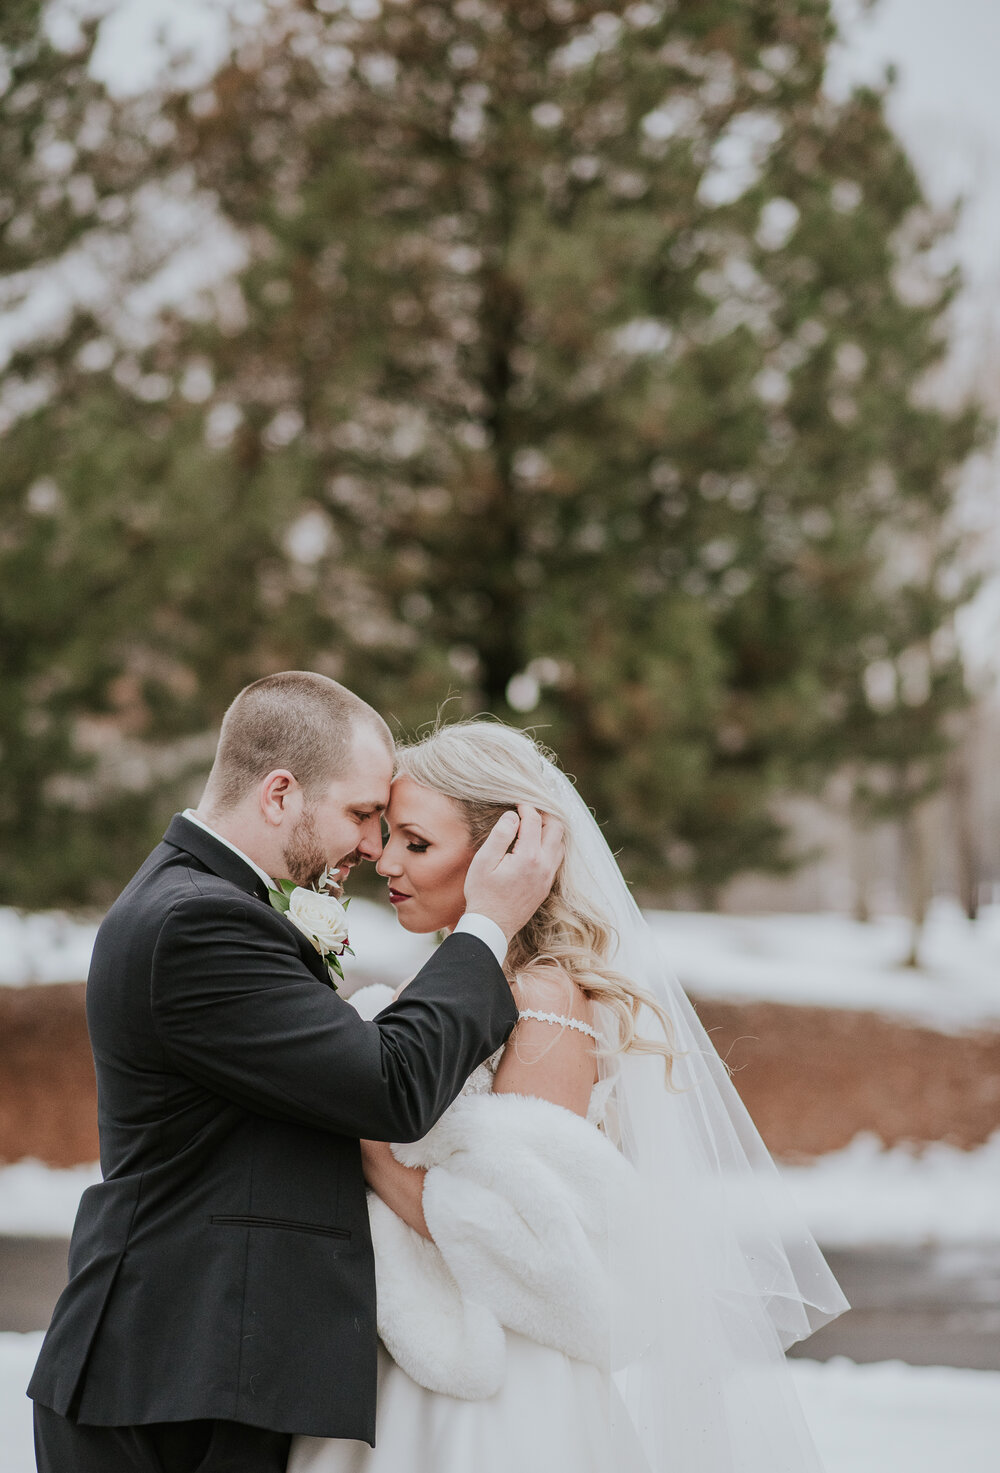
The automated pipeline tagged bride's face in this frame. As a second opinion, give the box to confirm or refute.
[376,774,478,933]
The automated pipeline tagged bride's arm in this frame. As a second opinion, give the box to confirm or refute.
[356,972,436,1236]
[361,968,595,1234]
[353,972,434,1235]
[491,966,597,1118]
[360,1140,430,1237]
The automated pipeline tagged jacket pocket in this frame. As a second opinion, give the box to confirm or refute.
[210,1213,351,1241]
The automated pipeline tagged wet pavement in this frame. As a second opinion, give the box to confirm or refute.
[3,1237,999,1370]
[0,1237,71,1334]
[788,1246,1000,1370]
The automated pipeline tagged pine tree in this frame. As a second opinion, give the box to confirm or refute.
[0,0,983,904]
[0,8,309,899]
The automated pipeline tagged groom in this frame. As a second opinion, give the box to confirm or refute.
[29,671,560,1473]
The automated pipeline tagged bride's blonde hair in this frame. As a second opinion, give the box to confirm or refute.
[394,720,677,1081]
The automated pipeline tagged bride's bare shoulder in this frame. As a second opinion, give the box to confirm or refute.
[511,961,594,1027]
[492,963,597,1115]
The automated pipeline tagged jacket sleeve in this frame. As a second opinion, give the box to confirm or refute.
[149,893,517,1142]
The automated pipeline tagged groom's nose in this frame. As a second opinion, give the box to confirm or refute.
[357,816,384,862]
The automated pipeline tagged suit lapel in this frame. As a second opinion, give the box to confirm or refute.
[163,814,270,901]
[162,814,334,988]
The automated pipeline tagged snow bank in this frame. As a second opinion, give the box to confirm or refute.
[7,898,1000,1036]
[1,1336,996,1473]
[779,1131,1000,1247]
[8,1131,1000,1248]
[0,897,433,990]
[790,1357,1000,1473]
[0,910,99,987]
[648,901,1000,1033]
[0,1333,41,1473]
[0,1161,101,1238]
[351,897,1000,1034]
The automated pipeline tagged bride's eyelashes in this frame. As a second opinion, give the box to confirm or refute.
[406,841,429,854]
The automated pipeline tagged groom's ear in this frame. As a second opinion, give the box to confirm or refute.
[259,769,299,824]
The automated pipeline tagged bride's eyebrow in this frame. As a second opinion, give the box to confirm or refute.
[397,821,431,839]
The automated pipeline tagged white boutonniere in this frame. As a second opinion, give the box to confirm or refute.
[268,868,353,988]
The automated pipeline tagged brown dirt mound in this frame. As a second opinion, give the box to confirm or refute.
[692,997,1000,1159]
[0,984,97,1167]
[1,985,998,1166]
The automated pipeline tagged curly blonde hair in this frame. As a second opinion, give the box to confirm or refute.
[394,720,678,1083]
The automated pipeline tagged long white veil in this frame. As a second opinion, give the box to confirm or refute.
[550,766,849,1472]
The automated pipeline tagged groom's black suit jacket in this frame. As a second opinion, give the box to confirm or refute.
[28,815,518,1441]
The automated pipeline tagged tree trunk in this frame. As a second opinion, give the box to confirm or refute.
[949,725,981,922]
[850,822,875,924]
[477,198,525,710]
[901,804,934,968]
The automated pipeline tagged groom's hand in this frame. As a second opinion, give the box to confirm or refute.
[463,805,563,943]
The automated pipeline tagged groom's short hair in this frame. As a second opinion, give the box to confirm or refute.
[204,671,391,811]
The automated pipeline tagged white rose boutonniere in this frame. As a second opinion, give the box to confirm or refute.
[268,870,353,988]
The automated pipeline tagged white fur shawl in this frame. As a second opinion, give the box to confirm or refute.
[351,985,634,1400]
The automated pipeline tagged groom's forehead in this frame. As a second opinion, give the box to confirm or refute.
[346,716,394,760]
[342,726,394,791]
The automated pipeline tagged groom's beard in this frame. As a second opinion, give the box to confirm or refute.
[281,806,327,889]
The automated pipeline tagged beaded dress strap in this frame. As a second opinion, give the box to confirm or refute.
[517,1009,599,1042]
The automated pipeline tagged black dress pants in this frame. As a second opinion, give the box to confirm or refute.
[33,1401,292,1473]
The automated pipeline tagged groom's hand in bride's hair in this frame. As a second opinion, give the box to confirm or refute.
[463,804,564,943]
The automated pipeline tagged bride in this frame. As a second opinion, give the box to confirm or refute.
[289,721,848,1473]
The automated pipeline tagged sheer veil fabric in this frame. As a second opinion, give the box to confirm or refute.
[551,767,849,1472]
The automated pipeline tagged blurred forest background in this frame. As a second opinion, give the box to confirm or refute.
[1,0,997,938]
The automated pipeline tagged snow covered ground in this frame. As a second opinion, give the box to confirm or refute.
[0,1161,101,1238]
[0,908,100,988]
[781,1131,1000,1248]
[0,1331,995,1473]
[4,1129,999,1246]
[0,897,434,989]
[791,1357,1000,1473]
[647,902,1000,1033]
[5,897,1000,1034]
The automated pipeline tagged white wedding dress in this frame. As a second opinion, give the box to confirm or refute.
[291,752,847,1473]
[287,1026,647,1473]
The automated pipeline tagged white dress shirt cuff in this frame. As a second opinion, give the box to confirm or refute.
[453,913,508,966]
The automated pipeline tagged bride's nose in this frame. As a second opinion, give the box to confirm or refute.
[376,842,402,879]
